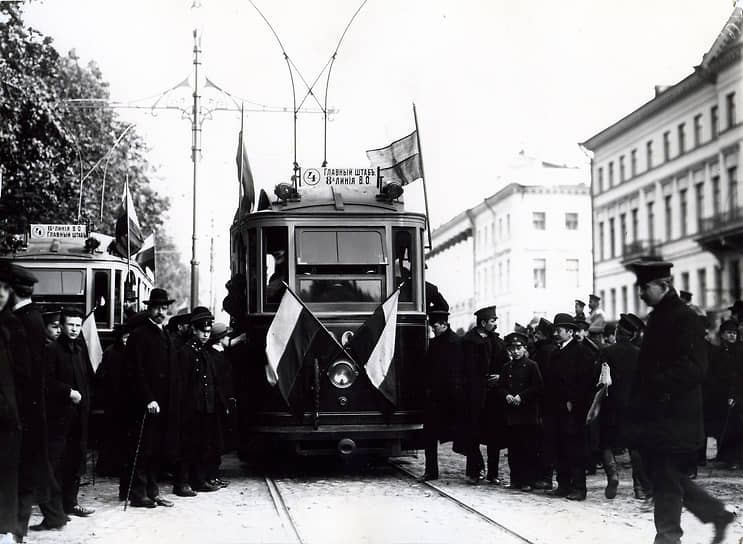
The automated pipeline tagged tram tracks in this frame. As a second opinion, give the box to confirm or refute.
[264,476,305,544]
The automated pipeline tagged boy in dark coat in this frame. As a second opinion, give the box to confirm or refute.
[499,332,542,491]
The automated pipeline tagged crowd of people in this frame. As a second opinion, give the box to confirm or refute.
[421,259,739,544]
[0,262,242,544]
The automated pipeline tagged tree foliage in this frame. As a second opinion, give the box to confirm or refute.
[0,4,169,243]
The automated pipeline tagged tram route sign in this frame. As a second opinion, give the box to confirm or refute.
[30,224,88,240]
[301,167,378,188]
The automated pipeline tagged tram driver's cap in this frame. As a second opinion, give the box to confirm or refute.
[504,332,528,346]
[474,305,497,322]
[144,288,175,306]
[628,259,674,286]
[10,264,38,288]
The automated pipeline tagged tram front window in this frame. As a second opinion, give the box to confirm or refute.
[30,268,85,315]
[263,227,288,306]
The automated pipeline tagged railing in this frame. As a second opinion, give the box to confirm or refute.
[621,239,663,263]
[697,206,743,234]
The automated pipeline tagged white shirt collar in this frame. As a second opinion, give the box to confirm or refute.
[559,337,573,350]
[13,299,32,311]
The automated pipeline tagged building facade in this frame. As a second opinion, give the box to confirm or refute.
[582,8,742,320]
[426,155,592,333]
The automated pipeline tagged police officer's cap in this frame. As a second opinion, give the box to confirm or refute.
[474,305,497,322]
[504,332,528,346]
[629,259,674,286]
[10,264,37,288]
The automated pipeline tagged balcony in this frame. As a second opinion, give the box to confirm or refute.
[620,240,663,266]
[695,206,743,252]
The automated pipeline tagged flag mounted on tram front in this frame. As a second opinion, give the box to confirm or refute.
[82,311,103,372]
[346,287,401,406]
[236,129,255,213]
[114,183,144,257]
[365,130,423,186]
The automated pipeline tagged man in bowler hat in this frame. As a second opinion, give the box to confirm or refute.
[626,260,735,544]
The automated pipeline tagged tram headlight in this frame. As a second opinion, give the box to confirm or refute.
[274,182,299,202]
[328,360,358,389]
[381,181,404,201]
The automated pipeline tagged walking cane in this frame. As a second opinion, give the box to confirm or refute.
[123,409,148,511]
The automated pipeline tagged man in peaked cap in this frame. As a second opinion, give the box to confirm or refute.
[625,260,735,543]
[574,299,587,322]
[123,288,180,508]
[587,294,606,344]
[420,298,463,482]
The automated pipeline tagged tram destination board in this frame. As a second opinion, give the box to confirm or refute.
[30,223,88,240]
[301,167,378,187]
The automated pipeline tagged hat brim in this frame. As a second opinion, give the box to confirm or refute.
[145,298,175,305]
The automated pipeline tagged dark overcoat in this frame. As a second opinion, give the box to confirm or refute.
[0,313,22,534]
[422,328,464,443]
[596,338,639,449]
[626,291,706,454]
[94,341,128,474]
[498,356,542,426]
[542,339,594,428]
[481,333,509,447]
[703,341,734,439]
[13,303,52,500]
[44,335,95,454]
[454,328,490,455]
[126,320,181,459]
[532,339,557,377]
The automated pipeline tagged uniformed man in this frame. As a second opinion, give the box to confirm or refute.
[574,299,587,322]
[42,308,62,344]
[626,260,735,544]
[587,294,606,344]
[420,299,463,481]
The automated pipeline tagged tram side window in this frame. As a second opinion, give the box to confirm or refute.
[93,270,111,327]
[263,227,288,306]
[114,270,122,324]
[392,227,416,303]
[247,229,258,313]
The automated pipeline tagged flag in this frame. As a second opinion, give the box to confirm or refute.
[265,286,341,405]
[135,233,156,278]
[346,288,400,405]
[114,184,144,256]
[82,312,103,372]
[236,130,255,213]
[366,130,423,186]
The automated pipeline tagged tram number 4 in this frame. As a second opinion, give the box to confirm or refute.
[303,169,321,186]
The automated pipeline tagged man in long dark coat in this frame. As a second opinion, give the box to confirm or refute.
[124,288,181,508]
[541,313,594,501]
[419,299,463,481]
[706,319,737,466]
[531,318,556,490]
[626,260,735,544]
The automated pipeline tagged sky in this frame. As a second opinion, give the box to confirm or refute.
[21,0,736,312]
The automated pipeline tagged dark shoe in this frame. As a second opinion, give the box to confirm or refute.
[546,487,570,497]
[68,504,95,517]
[465,475,482,485]
[193,482,219,493]
[130,497,156,508]
[417,473,438,482]
[533,480,553,490]
[711,510,736,544]
[213,477,230,488]
[29,521,65,531]
[486,476,502,485]
[566,490,587,501]
[505,483,521,490]
[152,496,174,507]
[605,476,619,499]
[520,484,533,492]
[634,489,650,500]
[174,484,197,497]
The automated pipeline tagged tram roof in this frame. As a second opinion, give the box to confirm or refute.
[7,232,143,266]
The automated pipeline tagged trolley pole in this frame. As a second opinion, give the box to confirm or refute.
[190,26,202,309]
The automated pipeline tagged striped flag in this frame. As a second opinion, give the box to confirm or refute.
[347,288,400,405]
[82,311,103,372]
[366,131,422,186]
[114,183,144,256]
[236,129,255,213]
[265,286,342,405]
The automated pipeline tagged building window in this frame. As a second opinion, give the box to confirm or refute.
[727,92,736,129]
[533,211,546,230]
[664,195,673,240]
[714,265,722,306]
[620,213,627,254]
[630,149,637,177]
[681,271,690,293]
[608,161,614,186]
[729,167,738,211]
[565,259,579,288]
[598,167,604,192]
[498,217,503,239]
[633,284,640,314]
[609,217,616,258]
[711,105,719,139]
[663,131,671,161]
[619,155,625,182]
[506,214,510,237]
[610,288,617,318]
[712,175,721,215]
[600,290,606,311]
[598,221,605,261]
[533,258,546,289]
[694,114,703,147]
[647,201,655,241]
[731,260,741,302]
[646,140,653,169]
[506,259,510,290]
[677,123,686,154]
[680,189,688,236]
[698,268,707,308]
[498,262,503,292]
[695,182,705,228]
[565,212,578,230]
[621,285,628,314]
[631,208,639,241]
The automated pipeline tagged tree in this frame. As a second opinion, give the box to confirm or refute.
[154,232,190,309]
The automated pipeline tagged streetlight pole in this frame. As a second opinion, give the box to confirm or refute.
[190,26,202,309]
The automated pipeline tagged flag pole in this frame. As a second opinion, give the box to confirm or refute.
[413,103,432,249]
[125,153,131,283]
[238,103,245,218]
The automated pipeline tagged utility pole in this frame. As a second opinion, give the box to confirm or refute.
[209,216,215,316]
[190,24,202,309]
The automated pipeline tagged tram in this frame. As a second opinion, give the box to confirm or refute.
[229,177,429,457]
[0,228,154,346]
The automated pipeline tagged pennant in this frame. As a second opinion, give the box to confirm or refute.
[236,130,256,213]
[265,286,342,405]
[347,288,400,405]
[114,184,143,256]
[82,312,103,372]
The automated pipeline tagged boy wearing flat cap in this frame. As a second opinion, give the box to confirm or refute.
[626,260,735,543]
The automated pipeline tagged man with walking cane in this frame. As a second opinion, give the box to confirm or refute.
[123,288,181,508]
[626,260,735,544]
